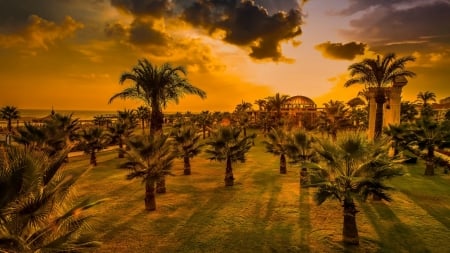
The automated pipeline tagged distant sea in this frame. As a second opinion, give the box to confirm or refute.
[19,109,117,121]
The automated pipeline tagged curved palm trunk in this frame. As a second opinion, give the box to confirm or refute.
[342,199,359,245]
[374,90,386,139]
[183,156,191,175]
[156,177,166,193]
[90,150,97,166]
[280,154,287,174]
[225,156,234,186]
[424,146,435,176]
[145,182,156,211]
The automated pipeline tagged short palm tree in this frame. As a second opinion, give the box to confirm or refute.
[109,59,207,134]
[170,124,204,175]
[400,101,419,123]
[1,105,20,135]
[408,118,450,175]
[416,91,436,119]
[345,53,416,139]
[195,111,213,139]
[285,130,317,185]
[107,121,133,158]
[314,132,402,245]
[205,126,255,186]
[318,100,350,140]
[136,106,151,133]
[266,93,289,126]
[122,134,176,211]
[78,127,109,166]
[262,127,290,174]
[0,146,103,252]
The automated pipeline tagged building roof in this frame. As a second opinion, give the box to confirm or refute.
[285,95,316,106]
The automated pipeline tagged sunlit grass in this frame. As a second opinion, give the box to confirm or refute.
[64,132,450,253]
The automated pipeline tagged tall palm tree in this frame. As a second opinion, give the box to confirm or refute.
[78,127,109,166]
[109,59,207,134]
[266,93,289,126]
[345,53,416,139]
[136,106,151,133]
[122,134,175,210]
[254,99,267,111]
[262,128,290,174]
[314,132,402,245]
[1,105,20,136]
[170,124,204,175]
[0,146,103,252]
[205,126,255,186]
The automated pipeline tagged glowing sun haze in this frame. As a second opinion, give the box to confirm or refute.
[0,0,449,112]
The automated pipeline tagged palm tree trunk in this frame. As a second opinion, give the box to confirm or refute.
[342,199,359,245]
[203,126,206,139]
[141,119,145,134]
[145,182,156,211]
[225,156,234,186]
[374,89,386,139]
[280,154,287,174]
[150,104,164,134]
[425,146,435,176]
[7,119,12,132]
[90,150,97,166]
[183,156,191,175]
[118,140,124,158]
[156,177,166,193]
[243,127,247,137]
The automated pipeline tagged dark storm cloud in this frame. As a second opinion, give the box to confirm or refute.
[129,20,169,45]
[182,0,303,61]
[110,0,172,18]
[109,0,304,61]
[340,1,450,52]
[315,41,366,60]
[0,0,106,33]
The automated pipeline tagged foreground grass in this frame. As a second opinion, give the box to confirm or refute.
[65,135,450,253]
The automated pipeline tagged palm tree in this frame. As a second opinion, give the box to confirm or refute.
[109,59,207,134]
[107,120,134,158]
[318,100,350,140]
[0,146,103,252]
[13,113,80,156]
[136,106,151,133]
[195,111,213,139]
[408,118,450,175]
[400,101,419,123]
[262,128,290,174]
[314,132,402,245]
[170,124,204,175]
[266,93,289,126]
[345,53,416,139]
[285,130,317,185]
[78,126,109,166]
[122,134,175,210]
[416,91,436,119]
[234,100,253,112]
[205,126,255,186]
[0,105,20,133]
[254,99,267,111]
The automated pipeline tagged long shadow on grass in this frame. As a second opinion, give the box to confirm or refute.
[298,187,311,253]
[360,202,431,253]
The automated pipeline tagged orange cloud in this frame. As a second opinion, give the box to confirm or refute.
[0,15,83,50]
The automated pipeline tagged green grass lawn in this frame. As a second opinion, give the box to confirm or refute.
[65,134,450,253]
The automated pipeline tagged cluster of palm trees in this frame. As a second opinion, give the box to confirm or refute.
[2,53,449,251]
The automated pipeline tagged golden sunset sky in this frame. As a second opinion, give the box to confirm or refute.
[0,0,449,112]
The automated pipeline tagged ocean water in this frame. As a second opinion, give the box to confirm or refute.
[19,109,117,121]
